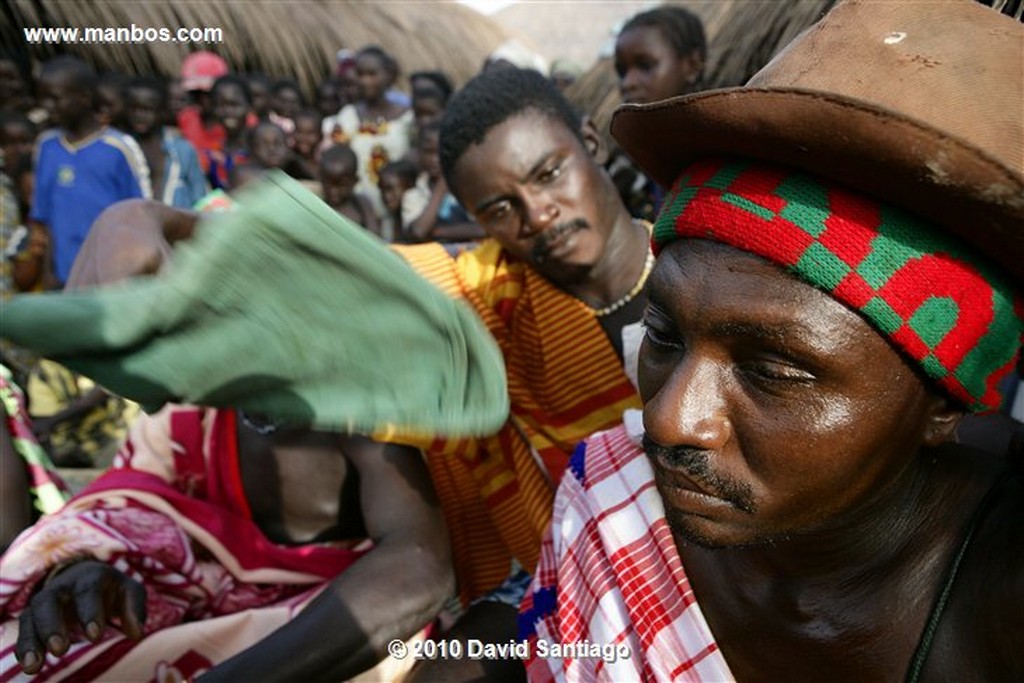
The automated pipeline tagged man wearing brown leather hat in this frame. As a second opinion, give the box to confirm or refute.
[522,1,1023,681]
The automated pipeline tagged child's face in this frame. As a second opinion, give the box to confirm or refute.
[338,70,360,105]
[418,130,441,181]
[213,84,250,136]
[1,122,34,171]
[251,125,289,168]
[293,116,322,157]
[97,83,126,128]
[168,79,190,119]
[317,80,342,117]
[126,87,161,138]
[37,72,89,130]
[320,160,357,207]
[412,95,444,130]
[248,80,270,117]
[379,172,407,214]
[273,87,302,120]
[355,54,390,103]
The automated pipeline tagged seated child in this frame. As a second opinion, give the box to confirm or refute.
[377,159,417,243]
[319,144,381,237]
[401,122,482,244]
[249,120,290,171]
[289,109,323,180]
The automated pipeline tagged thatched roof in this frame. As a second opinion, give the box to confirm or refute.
[4,1,511,93]
[563,0,837,151]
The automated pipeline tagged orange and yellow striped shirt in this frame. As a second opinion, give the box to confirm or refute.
[393,240,641,603]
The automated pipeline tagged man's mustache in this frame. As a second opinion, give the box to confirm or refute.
[531,218,589,262]
[642,434,756,513]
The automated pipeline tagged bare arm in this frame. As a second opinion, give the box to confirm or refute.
[359,194,381,237]
[405,178,484,243]
[64,199,199,291]
[199,438,454,682]
[0,417,34,552]
[404,178,448,242]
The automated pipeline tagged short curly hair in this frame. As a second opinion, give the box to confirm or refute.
[440,67,583,193]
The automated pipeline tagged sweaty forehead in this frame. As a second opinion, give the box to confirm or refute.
[455,111,575,180]
[649,240,879,346]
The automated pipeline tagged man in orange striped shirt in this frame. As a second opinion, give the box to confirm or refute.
[399,67,653,682]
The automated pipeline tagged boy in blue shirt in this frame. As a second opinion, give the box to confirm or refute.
[30,56,150,288]
[125,76,208,210]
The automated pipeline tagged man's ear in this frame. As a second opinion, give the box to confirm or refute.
[922,394,965,447]
[580,116,608,165]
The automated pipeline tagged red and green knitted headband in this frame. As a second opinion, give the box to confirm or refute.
[652,158,1024,413]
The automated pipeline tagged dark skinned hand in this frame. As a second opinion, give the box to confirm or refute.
[16,560,147,674]
[64,199,198,292]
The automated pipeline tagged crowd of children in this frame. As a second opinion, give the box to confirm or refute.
[0,44,485,299]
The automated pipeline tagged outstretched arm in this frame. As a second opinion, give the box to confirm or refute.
[199,437,454,682]
[64,199,199,291]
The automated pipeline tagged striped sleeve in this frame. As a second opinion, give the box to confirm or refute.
[103,131,152,199]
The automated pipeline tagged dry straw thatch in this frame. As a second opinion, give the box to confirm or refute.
[4,1,511,94]
[564,0,838,151]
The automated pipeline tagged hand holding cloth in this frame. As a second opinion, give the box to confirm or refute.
[2,171,509,437]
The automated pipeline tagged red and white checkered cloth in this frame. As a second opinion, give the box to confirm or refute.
[520,421,735,682]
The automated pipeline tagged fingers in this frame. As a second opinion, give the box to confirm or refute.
[75,566,147,642]
[116,575,147,642]
[71,578,107,643]
[15,586,71,675]
[15,610,45,674]
[26,588,71,658]
[14,561,150,675]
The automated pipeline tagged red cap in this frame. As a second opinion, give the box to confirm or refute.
[181,51,228,92]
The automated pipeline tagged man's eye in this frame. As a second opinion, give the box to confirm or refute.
[537,164,562,184]
[642,321,683,351]
[741,359,815,386]
[481,201,513,226]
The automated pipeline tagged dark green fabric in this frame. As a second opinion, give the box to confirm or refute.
[1,172,509,436]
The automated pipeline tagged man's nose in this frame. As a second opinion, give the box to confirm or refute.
[643,353,732,452]
[519,191,559,237]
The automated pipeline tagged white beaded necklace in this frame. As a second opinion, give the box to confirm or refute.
[589,249,656,317]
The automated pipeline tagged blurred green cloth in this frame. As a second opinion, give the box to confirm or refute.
[2,172,509,437]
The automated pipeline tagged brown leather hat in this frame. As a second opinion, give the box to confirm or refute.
[612,0,1024,285]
